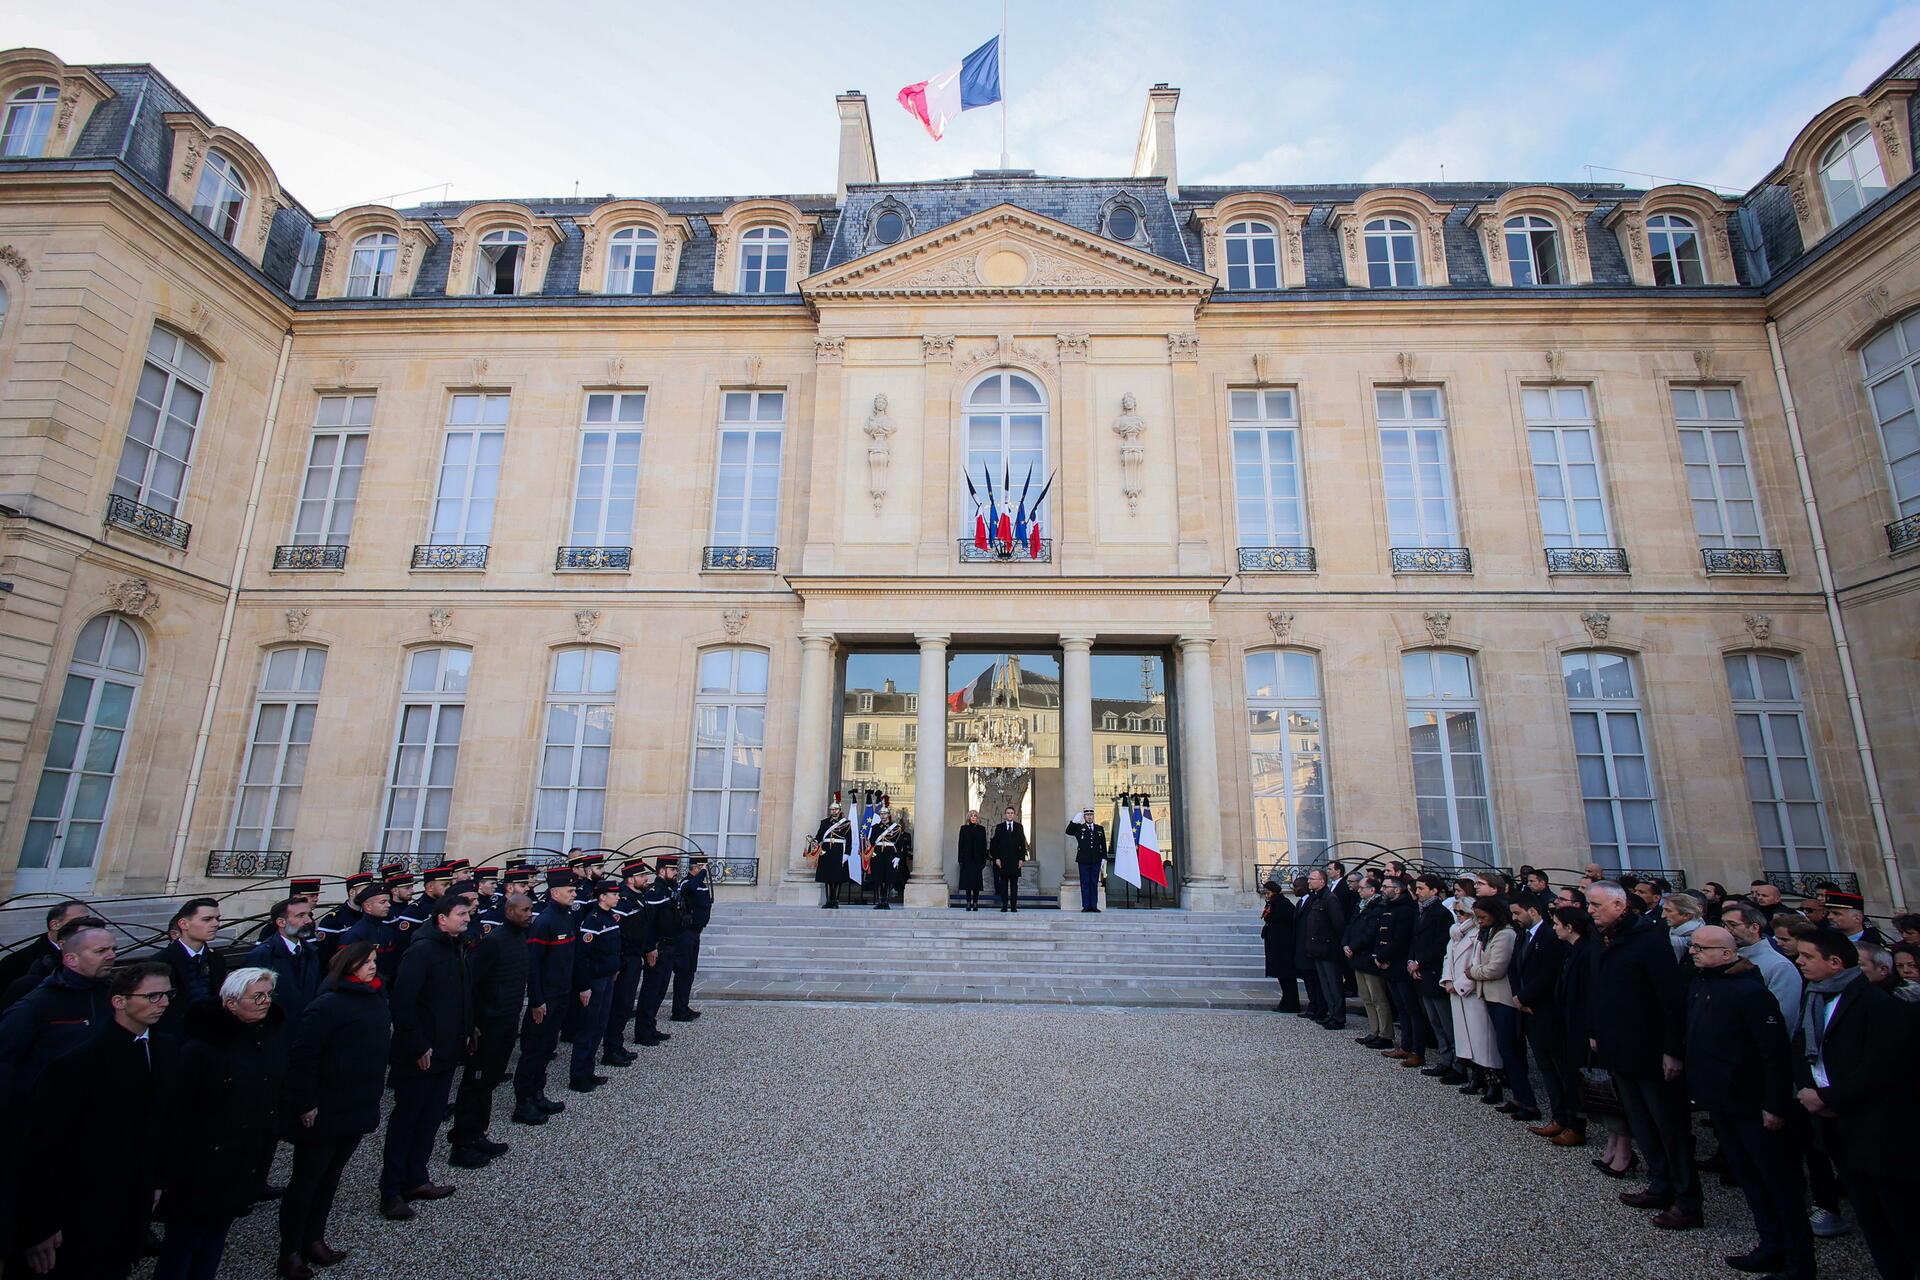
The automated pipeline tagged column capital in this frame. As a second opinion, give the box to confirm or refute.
[1059,633,1097,650]
[913,632,951,649]
[798,632,837,650]
[1176,634,1216,652]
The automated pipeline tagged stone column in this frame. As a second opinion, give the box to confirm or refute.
[905,632,950,907]
[1177,635,1232,910]
[1059,634,1098,909]
[776,632,837,905]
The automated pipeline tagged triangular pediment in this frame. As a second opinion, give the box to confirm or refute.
[801,204,1215,300]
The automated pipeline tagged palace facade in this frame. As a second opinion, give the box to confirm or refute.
[0,45,1915,912]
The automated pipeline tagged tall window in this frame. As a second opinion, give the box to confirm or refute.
[19,615,145,883]
[606,226,658,294]
[687,649,767,861]
[1525,386,1613,547]
[381,647,470,854]
[1562,651,1663,869]
[965,371,1048,527]
[534,647,618,851]
[1647,214,1705,285]
[1725,653,1832,873]
[1859,312,1920,520]
[227,647,327,852]
[1365,217,1420,286]
[346,232,398,297]
[1245,650,1331,865]
[737,226,790,293]
[432,394,507,545]
[1674,387,1762,548]
[1819,122,1888,225]
[1230,388,1306,547]
[711,391,783,547]
[1224,220,1280,290]
[1376,387,1458,547]
[113,326,213,517]
[573,392,645,546]
[0,82,57,157]
[474,228,526,295]
[1402,650,1496,865]
[291,394,371,546]
[191,151,249,245]
[1504,215,1562,286]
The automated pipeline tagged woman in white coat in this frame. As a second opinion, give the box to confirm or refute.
[1441,896,1500,1098]
[1465,894,1519,1108]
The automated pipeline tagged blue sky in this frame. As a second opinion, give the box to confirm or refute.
[15,0,1920,211]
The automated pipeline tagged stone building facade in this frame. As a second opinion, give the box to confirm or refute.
[0,44,1913,913]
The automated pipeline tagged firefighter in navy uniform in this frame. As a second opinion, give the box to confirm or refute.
[671,856,714,1021]
[868,809,913,910]
[471,865,502,914]
[602,858,658,1065]
[568,879,623,1091]
[394,864,454,955]
[813,803,854,908]
[341,882,401,987]
[633,859,681,1046]
[314,871,374,964]
[512,869,583,1124]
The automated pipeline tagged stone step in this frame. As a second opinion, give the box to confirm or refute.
[707,943,1263,964]
[703,956,1269,979]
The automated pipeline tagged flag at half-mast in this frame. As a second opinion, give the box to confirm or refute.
[897,37,1002,141]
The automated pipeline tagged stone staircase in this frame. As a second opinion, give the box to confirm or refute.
[696,904,1275,1010]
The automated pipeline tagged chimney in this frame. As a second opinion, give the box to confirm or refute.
[1132,83,1180,199]
[883,678,896,694]
[836,91,879,202]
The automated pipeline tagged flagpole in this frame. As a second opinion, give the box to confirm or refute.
[999,0,1010,169]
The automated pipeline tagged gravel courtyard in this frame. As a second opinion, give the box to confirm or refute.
[191,1001,1874,1280]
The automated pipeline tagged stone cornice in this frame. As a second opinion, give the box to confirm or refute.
[787,575,1230,600]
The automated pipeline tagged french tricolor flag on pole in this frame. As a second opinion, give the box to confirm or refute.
[897,37,1002,141]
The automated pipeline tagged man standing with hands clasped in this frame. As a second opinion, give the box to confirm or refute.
[379,895,473,1220]
[988,807,1027,912]
[1065,807,1106,913]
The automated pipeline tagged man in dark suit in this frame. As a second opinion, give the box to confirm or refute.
[988,808,1027,912]
[157,897,228,1036]
[1512,895,1570,1132]
[1410,876,1457,1080]
[245,896,322,1026]
[1296,868,1349,1029]
[0,900,88,1000]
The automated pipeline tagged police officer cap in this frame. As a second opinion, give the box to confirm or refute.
[546,868,579,888]
[622,858,652,878]
[1081,806,1095,816]
[354,883,390,907]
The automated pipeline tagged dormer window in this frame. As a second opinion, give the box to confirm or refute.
[738,225,790,293]
[1819,122,1888,224]
[873,209,906,245]
[1364,217,1420,286]
[1503,215,1562,286]
[1106,205,1139,240]
[346,232,398,297]
[475,228,527,295]
[1647,214,1704,285]
[1225,220,1280,289]
[191,151,250,245]
[0,82,57,157]
[606,226,658,294]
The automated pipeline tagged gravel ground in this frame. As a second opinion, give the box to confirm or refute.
[172,1002,1874,1280]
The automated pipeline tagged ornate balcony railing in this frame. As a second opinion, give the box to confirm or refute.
[1702,546,1787,575]
[1238,546,1317,573]
[106,493,191,550]
[1545,546,1629,575]
[274,544,348,570]
[702,545,777,571]
[1390,546,1472,573]
[357,852,441,876]
[411,543,489,570]
[556,545,632,571]
[1763,870,1861,897]
[1887,512,1920,555]
[709,855,759,885]
[206,849,292,878]
[957,538,1053,563]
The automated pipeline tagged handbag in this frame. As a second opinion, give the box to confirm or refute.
[1577,1064,1623,1116]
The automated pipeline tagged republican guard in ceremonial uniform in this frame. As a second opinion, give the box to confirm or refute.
[813,802,854,908]
[868,809,912,910]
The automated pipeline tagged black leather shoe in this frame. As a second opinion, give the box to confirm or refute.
[602,1050,636,1067]
[568,1076,606,1093]
[510,1101,549,1126]
[449,1147,492,1169]
[1420,1064,1451,1076]
[254,1183,287,1202]
[1507,1107,1543,1123]
[379,1195,414,1221]
[1723,1252,1783,1275]
[669,1010,702,1022]
[534,1094,566,1114]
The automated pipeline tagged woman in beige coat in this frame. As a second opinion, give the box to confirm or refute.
[1441,897,1500,1099]
[1464,894,1518,1106]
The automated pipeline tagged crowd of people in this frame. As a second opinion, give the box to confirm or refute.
[0,850,713,1279]
[1260,862,1920,1280]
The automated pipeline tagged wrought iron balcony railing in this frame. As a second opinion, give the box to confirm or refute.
[1238,546,1317,573]
[106,493,191,550]
[357,852,443,876]
[1701,547,1787,576]
[702,545,777,571]
[1887,512,1920,555]
[556,545,632,571]
[1545,546,1630,575]
[274,544,348,570]
[1390,546,1472,573]
[1763,870,1861,897]
[958,537,1053,563]
[411,543,489,570]
[709,855,759,884]
[206,849,293,878]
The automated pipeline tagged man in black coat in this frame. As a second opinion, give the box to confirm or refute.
[569,880,623,1091]
[671,857,713,1020]
[1372,876,1422,1064]
[341,884,401,988]
[515,870,584,1121]
[1343,876,1391,1047]
[0,922,117,1106]
[1586,881,1700,1229]
[1295,868,1348,1029]
[988,808,1027,912]
[378,896,473,1219]
[1065,807,1107,913]
[1513,896,1572,1134]
[632,867,679,1048]
[1409,875,1456,1078]
[245,896,322,1026]
[451,892,532,1162]
[601,860,657,1063]
[157,897,228,1036]
[1685,926,1810,1279]
[0,900,88,1002]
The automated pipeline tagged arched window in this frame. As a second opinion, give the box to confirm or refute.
[1364,217,1420,286]
[738,225,791,293]
[1725,653,1832,873]
[346,232,398,298]
[18,614,146,889]
[965,371,1049,531]
[605,226,658,294]
[0,82,57,158]
[1819,122,1888,225]
[191,151,250,245]
[1562,651,1663,869]
[474,227,527,295]
[1401,650,1496,864]
[227,647,327,852]
[1646,214,1705,285]
[1503,215,1562,286]
[381,647,471,854]
[1859,311,1920,522]
[0,278,10,335]
[1245,650,1331,865]
[535,647,619,851]
[113,326,213,519]
[686,649,768,861]
[1224,220,1280,290]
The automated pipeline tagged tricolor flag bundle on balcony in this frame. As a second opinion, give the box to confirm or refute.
[897,37,1003,141]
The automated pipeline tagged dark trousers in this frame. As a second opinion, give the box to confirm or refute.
[1486,1002,1536,1107]
[1300,966,1324,1016]
[994,867,1020,909]
[154,1217,234,1280]
[1419,991,1456,1066]
[1076,861,1100,910]
[513,1008,562,1100]
[1614,1070,1701,1213]
[603,960,645,1051]
[1831,1141,1919,1280]
[634,953,672,1038]
[1386,975,1424,1054]
[671,933,700,1016]
[1524,1011,1576,1128]
[450,1017,517,1148]
[1312,958,1347,1025]
[1714,1108,1813,1277]
[278,1133,361,1252]
[1788,1106,1843,1213]
[570,977,615,1081]
[379,1070,455,1199]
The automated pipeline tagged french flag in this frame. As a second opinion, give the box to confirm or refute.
[897,37,1002,141]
